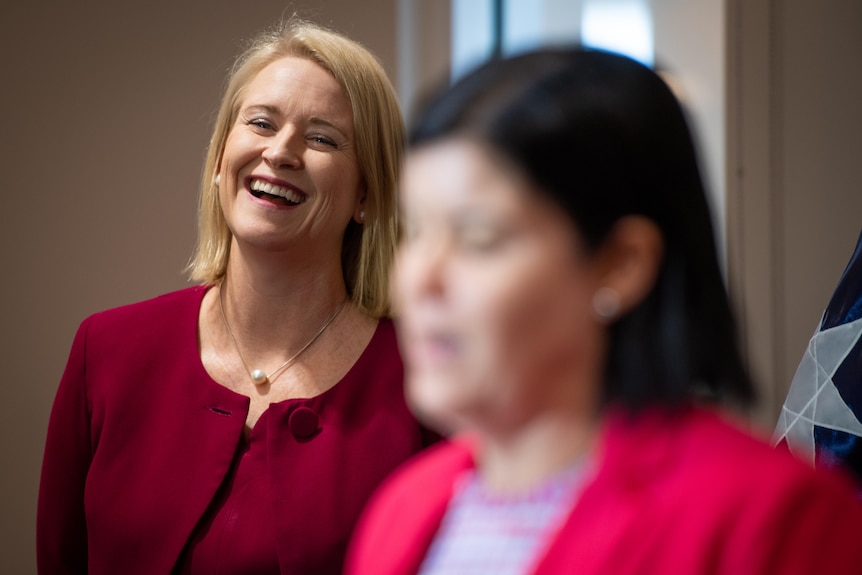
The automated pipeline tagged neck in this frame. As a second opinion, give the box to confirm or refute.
[225,241,348,324]
[476,410,601,494]
[227,236,348,297]
[213,245,353,372]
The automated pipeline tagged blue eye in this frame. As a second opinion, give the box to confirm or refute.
[249,118,275,130]
[310,135,337,147]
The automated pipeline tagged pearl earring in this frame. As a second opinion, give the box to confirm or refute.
[593,287,621,321]
[359,210,366,222]
[214,174,221,186]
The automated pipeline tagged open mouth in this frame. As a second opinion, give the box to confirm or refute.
[408,330,462,367]
[248,178,306,206]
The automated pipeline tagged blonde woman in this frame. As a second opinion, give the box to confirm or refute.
[38,17,432,574]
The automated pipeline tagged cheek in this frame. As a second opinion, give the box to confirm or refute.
[313,158,363,213]
[391,247,427,312]
[221,131,269,181]
[221,131,249,166]
[218,158,241,207]
[466,263,595,387]
[314,151,359,183]
[217,166,233,208]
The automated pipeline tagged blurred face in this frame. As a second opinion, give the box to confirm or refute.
[218,56,363,257]
[394,139,606,435]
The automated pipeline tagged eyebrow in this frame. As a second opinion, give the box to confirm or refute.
[241,104,352,138]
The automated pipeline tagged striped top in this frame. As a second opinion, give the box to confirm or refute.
[417,460,589,575]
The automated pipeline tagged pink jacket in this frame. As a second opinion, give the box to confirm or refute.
[348,407,862,575]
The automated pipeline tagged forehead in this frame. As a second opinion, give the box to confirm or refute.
[403,139,533,209]
[403,138,585,241]
[240,56,353,122]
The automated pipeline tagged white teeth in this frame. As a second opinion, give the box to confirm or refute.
[249,178,304,203]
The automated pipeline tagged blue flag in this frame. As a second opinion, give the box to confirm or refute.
[774,230,862,484]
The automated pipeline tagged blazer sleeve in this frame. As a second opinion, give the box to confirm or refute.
[37,317,95,574]
[735,467,862,575]
[346,439,474,575]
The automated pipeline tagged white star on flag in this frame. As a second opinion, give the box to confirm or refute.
[774,317,862,464]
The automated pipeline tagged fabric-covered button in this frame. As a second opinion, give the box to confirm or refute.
[289,407,321,440]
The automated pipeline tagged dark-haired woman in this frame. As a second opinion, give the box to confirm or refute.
[346,47,862,575]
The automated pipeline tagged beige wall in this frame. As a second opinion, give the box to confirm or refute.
[0,1,397,571]
[653,0,727,261]
[727,0,862,429]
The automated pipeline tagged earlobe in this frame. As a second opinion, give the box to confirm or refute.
[593,287,622,322]
[354,190,368,224]
[593,216,664,320]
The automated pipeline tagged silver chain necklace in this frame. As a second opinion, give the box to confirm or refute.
[218,284,348,386]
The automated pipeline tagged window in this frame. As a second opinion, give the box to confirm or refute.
[451,0,654,82]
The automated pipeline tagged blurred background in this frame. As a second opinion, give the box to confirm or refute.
[2,0,860,571]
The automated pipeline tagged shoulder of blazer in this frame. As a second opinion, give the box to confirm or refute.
[347,437,475,575]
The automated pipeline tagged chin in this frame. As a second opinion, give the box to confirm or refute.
[405,377,469,437]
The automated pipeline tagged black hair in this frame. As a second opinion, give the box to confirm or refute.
[409,47,754,411]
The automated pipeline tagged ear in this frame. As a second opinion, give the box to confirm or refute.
[213,159,223,188]
[591,216,664,321]
[353,188,368,224]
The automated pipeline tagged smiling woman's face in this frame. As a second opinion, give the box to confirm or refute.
[393,138,607,435]
[217,55,363,256]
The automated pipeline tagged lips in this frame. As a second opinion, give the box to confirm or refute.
[247,177,306,206]
[406,330,462,368]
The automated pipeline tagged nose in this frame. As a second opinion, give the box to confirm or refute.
[262,128,303,169]
[396,233,449,303]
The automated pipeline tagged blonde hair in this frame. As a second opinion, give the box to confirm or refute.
[187,17,404,318]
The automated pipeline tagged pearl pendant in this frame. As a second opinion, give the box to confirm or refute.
[250,369,269,385]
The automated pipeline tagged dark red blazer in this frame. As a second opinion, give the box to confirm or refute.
[38,286,430,574]
[347,406,862,575]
